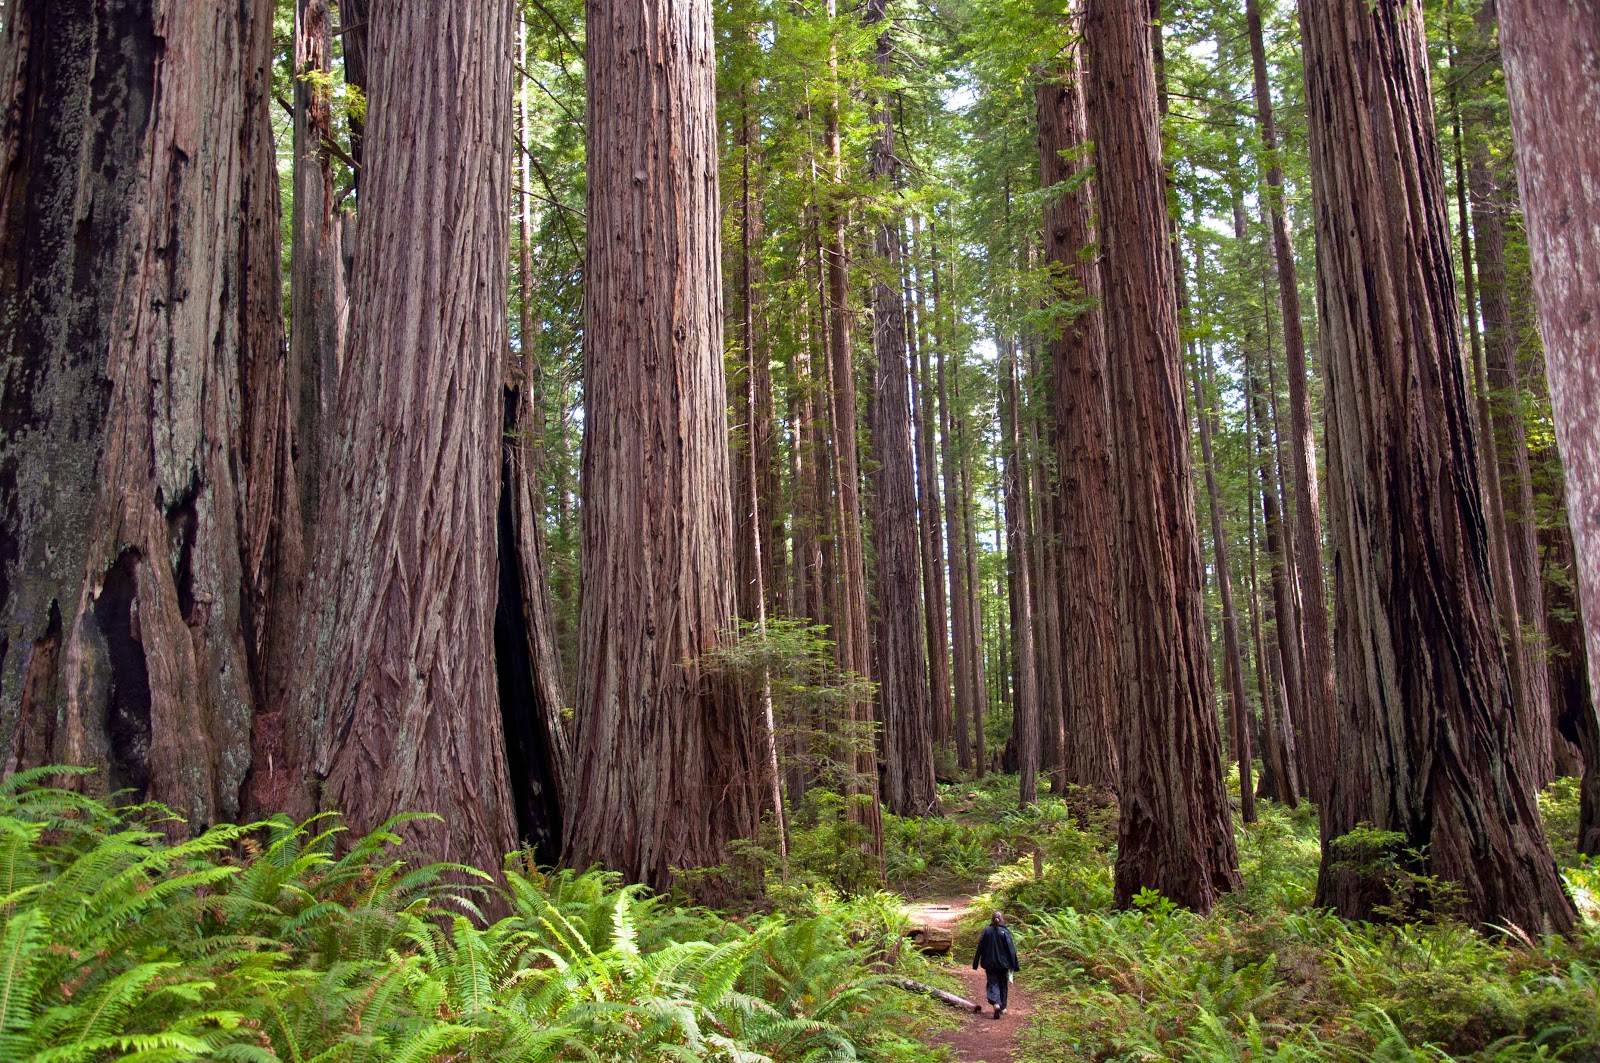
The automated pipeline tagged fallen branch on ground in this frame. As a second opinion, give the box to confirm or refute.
[893,977,982,1013]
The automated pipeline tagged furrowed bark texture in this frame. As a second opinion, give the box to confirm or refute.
[1499,0,1600,855]
[238,0,300,816]
[866,0,937,817]
[821,0,883,847]
[1302,0,1575,932]
[909,226,955,766]
[1036,65,1120,792]
[284,0,521,873]
[1001,340,1040,807]
[1,0,281,825]
[1244,0,1335,809]
[289,0,346,542]
[564,0,764,887]
[1084,0,1239,912]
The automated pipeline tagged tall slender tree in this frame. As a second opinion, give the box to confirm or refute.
[1084,0,1240,912]
[865,0,938,817]
[1302,0,1575,930]
[1243,0,1336,807]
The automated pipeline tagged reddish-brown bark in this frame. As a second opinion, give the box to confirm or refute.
[1085,0,1240,912]
[1244,0,1335,809]
[1000,339,1040,806]
[1035,64,1120,792]
[865,0,937,817]
[909,218,956,767]
[1499,0,1600,855]
[1303,0,1574,931]
[1,0,283,827]
[563,0,766,888]
[283,0,524,873]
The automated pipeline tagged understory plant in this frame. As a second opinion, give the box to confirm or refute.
[0,768,937,1063]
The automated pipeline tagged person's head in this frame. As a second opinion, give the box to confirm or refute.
[991,911,1004,927]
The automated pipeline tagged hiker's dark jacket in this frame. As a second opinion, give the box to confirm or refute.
[971,924,1019,973]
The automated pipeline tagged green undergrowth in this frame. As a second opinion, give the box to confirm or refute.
[0,768,947,1063]
[938,774,1600,1062]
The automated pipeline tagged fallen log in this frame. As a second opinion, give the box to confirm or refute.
[893,977,982,1013]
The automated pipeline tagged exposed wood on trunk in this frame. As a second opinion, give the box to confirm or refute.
[1035,61,1120,792]
[1084,0,1240,912]
[283,0,524,873]
[1,0,282,828]
[1302,0,1574,931]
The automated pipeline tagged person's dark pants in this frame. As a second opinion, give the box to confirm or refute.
[983,966,1010,1011]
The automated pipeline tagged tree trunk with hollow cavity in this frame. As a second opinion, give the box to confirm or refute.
[1,0,285,829]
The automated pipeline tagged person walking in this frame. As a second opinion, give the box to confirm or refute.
[971,911,1020,1019]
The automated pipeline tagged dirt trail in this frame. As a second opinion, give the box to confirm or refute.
[903,897,1029,1063]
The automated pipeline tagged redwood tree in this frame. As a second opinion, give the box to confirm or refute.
[1036,56,1120,793]
[1499,0,1600,854]
[283,0,524,872]
[1303,0,1575,930]
[1084,0,1240,912]
[1,0,285,826]
[562,0,766,887]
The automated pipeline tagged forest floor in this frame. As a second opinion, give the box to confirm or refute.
[905,896,1031,1063]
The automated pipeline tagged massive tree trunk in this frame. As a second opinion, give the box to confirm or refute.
[1036,64,1120,793]
[1244,0,1335,810]
[1084,0,1240,912]
[1499,0,1600,855]
[1303,0,1575,931]
[282,0,523,873]
[1001,339,1040,807]
[1,0,283,827]
[564,0,765,888]
[866,0,937,817]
